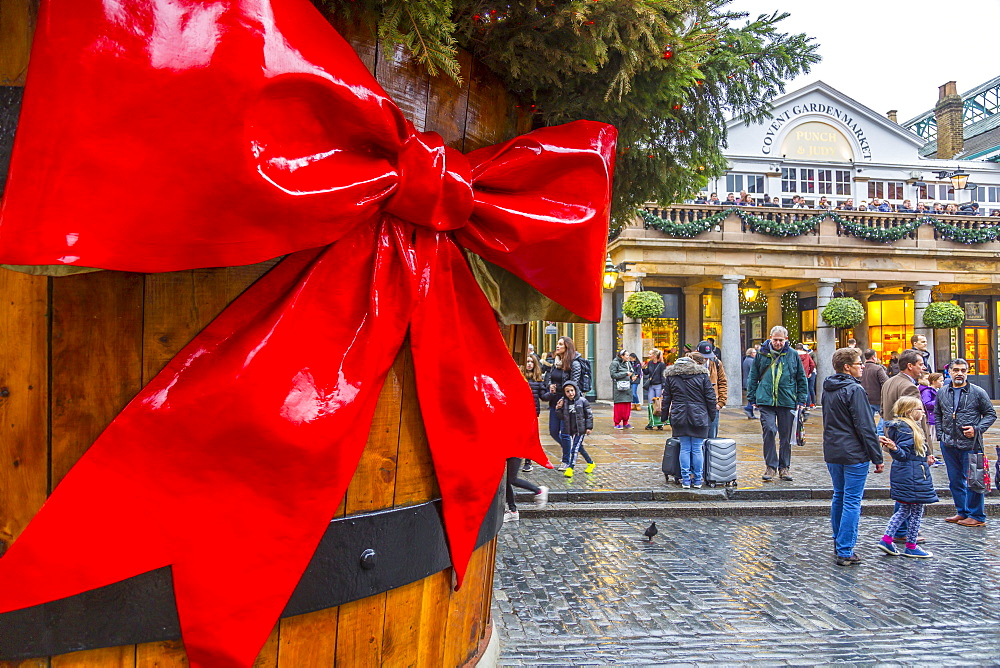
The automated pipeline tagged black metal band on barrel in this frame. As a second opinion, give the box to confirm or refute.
[0,488,503,659]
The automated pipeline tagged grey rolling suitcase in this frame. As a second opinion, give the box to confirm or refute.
[661,437,682,484]
[703,437,737,487]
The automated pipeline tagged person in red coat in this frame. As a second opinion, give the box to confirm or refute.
[795,343,817,406]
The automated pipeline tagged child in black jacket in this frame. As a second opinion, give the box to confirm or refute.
[553,381,594,479]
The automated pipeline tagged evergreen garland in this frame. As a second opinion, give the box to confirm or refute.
[832,212,920,243]
[732,208,821,236]
[638,207,728,237]
[924,216,1000,244]
[639,208,1000,246]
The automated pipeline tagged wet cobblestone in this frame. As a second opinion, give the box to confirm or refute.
[495,516,1000,665]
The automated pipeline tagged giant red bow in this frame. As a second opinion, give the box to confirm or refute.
[0,0,615,666]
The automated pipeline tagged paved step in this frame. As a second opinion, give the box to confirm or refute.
[516,498,1000,518]
[516,486,1000,503]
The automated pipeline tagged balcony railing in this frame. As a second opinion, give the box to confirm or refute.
[633,204,1000,249]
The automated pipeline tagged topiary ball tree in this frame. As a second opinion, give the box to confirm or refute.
[922,301,964,329]
[821,297,865,329]
[622,291,665,321]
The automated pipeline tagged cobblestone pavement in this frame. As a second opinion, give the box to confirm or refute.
[523,403,999,493]
[494,516,1000,665]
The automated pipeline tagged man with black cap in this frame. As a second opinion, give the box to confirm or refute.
[696,340,728,438]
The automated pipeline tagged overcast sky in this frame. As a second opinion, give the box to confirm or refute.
[726,1,1000,124]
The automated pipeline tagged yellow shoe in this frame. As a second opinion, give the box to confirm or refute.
[563,467,574,478]
[585,462,596,474]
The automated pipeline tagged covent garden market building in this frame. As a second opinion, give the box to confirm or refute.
[528,78,1000,406]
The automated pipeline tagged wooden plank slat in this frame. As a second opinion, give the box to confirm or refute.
[462,60,509,152]
[333,349,407,665]
[0,0,34,86]
[50,271,144,490]
[424,50,472,150]
[141,269,231,383]
[50,646,134,668]
[0,270,47,553]
[377,45,431,132]
[441,544,489,667]
[276,607,337,668]
[135,640,187,668]
[0,658,47,668]
[251,626,278,668]
[392,347,438,506]
[343,351,405,513]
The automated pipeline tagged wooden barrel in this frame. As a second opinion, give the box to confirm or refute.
[0,5,530,666]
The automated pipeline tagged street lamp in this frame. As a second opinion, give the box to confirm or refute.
[740,278,761,302]
[949,169,970,191]
[602,255,619,289]
[602,256,636,289]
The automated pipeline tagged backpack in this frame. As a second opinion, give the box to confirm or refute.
[576,356,593,394]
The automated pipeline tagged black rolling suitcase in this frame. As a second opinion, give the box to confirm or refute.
[661,437,682,484]
[703,437,737,488]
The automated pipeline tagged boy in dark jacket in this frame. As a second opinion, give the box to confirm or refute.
[822,347,886,567]
[553,381,594,479]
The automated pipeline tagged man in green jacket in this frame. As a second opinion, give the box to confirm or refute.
[747,325,809,481]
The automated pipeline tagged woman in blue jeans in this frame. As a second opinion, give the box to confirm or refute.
[821,348,887,566]
[660,357,717,488]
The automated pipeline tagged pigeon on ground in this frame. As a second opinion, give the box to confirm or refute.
[644,522,658,542]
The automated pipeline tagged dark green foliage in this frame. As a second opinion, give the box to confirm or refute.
[622,291,666,320]
[317,0,819,230]
[821,297,865,329]
[922,302,964,329]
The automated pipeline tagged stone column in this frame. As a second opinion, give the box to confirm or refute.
[682,286,703,351]
[764,289,783,338]
[720,275,745,407]
[622,274,645,367]
[913,281,939,372]
[595,289,615,401]
[854,289,872,350]
[816,278,840,401]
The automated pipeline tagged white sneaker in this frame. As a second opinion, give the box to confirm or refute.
[557,462,568,471]
[503,510,519,523]
[535,486,549,509]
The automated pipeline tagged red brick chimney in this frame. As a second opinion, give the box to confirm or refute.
[934,81,964,159]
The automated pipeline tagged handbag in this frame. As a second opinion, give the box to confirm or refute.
[616,380,631,391]
[967,430,989,494]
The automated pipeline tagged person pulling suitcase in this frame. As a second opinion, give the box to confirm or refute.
[660,356,717,489]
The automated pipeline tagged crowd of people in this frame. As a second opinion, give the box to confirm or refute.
[691,191,998,216]
[508,330,995,565]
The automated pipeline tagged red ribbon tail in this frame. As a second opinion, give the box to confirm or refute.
[409,234,548,586]
[0,225,423,666]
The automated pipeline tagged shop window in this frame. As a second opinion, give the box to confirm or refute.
[702,293,721,348]
[800,309,817,344]
[867,297,914,365]
[781,167,797,192]
[963,327,991,375]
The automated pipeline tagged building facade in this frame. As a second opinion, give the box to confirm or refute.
[591,80,1000,404]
